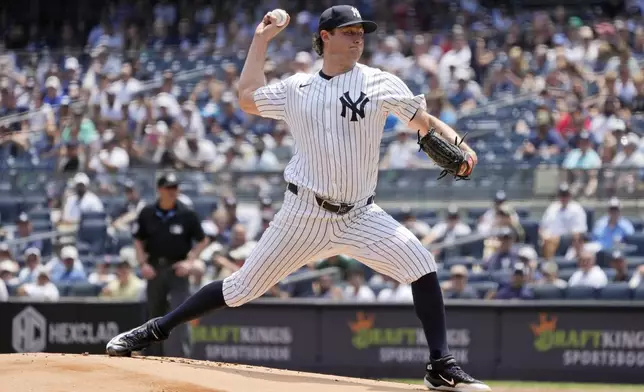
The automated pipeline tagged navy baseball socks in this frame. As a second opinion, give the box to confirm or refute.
[106,280,228,357]
[412,272,491,391]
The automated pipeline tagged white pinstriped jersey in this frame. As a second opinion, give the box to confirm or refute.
[253,63,426,204]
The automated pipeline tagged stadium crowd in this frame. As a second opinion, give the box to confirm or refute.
[2,0,644,303]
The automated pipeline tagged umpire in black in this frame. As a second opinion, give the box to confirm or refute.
[133,172,209,357]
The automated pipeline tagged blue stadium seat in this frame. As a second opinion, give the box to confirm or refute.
[516,208,530,219]
[633,286,644,300]
[521,219,540,248]
[627,257,644,268]
[558,268,576,281]
[29,209,52,222]
[585,208,594,233]
[490,270,511,284]
[461,239,485,259]
[554,258,577,270]
[67,283,103,297]
[565,285,597,300]
[81,211,107,221]
[78,219,108,254]
[56,284,71,296]
[192,198,217,220]
[466,208,487,221]
[625,234,644,255]
[31,219,53,232]
[533,284,565,299]
[437,269,451,281]
[598,283,632,300]
[467,272,490,283]
[469,281,497,298]
[631,218,644,232]
[444,257,478,269]
[0,195,22,223]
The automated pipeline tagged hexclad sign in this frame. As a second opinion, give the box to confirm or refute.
[12,306,47,353]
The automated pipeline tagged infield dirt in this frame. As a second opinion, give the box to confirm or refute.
[0,353,424,392]
[0,353,623,392]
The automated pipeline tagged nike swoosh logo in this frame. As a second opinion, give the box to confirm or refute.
[439,375,455,386]
[299,83,312,88]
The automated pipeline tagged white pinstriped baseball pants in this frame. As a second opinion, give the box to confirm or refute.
[222,187,436,307]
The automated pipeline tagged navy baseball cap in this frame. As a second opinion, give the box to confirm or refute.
[157,172,179,188]
[318,5,377,34]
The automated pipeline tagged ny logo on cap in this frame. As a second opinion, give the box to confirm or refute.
[351,7,361,19]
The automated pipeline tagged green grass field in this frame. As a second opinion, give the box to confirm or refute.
[391,379,643,391]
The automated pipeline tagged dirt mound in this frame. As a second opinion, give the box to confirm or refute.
[0,353,425,392]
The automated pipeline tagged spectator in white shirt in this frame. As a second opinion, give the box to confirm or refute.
[18,247,43,284]
[110,61,142,104]
[422,205,472,260]
[173,131,217,171]
[540,184,588,260]
[377,275,413,303]
[0,259,20,287]
[613,133,644,194]
[249,139,280,171]
[438,28,472,88]
[537,261,568,289]
[399,208,432,239]
[100,87,124,122]
[89,130,130,174]
[380,125,419,169]
[87,258,117,285]
[178,100,206,139]
[343,268,376,302]
[60,172,105,224]
[568,250,608,289]
[16,267,60,302]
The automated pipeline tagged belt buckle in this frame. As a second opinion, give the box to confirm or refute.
[337,203,353,215]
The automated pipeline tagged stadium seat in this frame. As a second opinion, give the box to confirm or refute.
[598,283,632,300]
[516,208,530,219]
[466,208,487,221]
[77,219,108,254]
[633,286,644,300]
[29,209,52,222]
[625,234,644,255]
[469,281,497,298]
[490,270,511,284]
[533,284,565,299]
[565,285,597,300]
[554,258,577,270]
[81,211,107,221]
[467,272,490,283]
[67,283,103,297]
[558,268,576,281]
[437,269,451,281]
[520,219,540,248]
[631,218,644,232]
[461,239,485,259]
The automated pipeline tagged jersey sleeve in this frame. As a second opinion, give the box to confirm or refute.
[381,72,427,125]
[252,78,291,121]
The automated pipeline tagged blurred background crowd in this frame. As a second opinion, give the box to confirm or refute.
[2,0,644,304]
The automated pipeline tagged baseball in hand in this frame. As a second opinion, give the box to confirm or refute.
[270,9,289,27]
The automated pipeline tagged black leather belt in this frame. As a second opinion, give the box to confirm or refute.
[287,183,373,215]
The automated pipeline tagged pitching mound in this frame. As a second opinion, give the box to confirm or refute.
[1,353,424,392]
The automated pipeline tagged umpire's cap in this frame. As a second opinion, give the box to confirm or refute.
[318,5,377,34]
[157,172,180,188]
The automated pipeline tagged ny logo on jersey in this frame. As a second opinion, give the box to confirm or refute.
[339,91,370,121]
